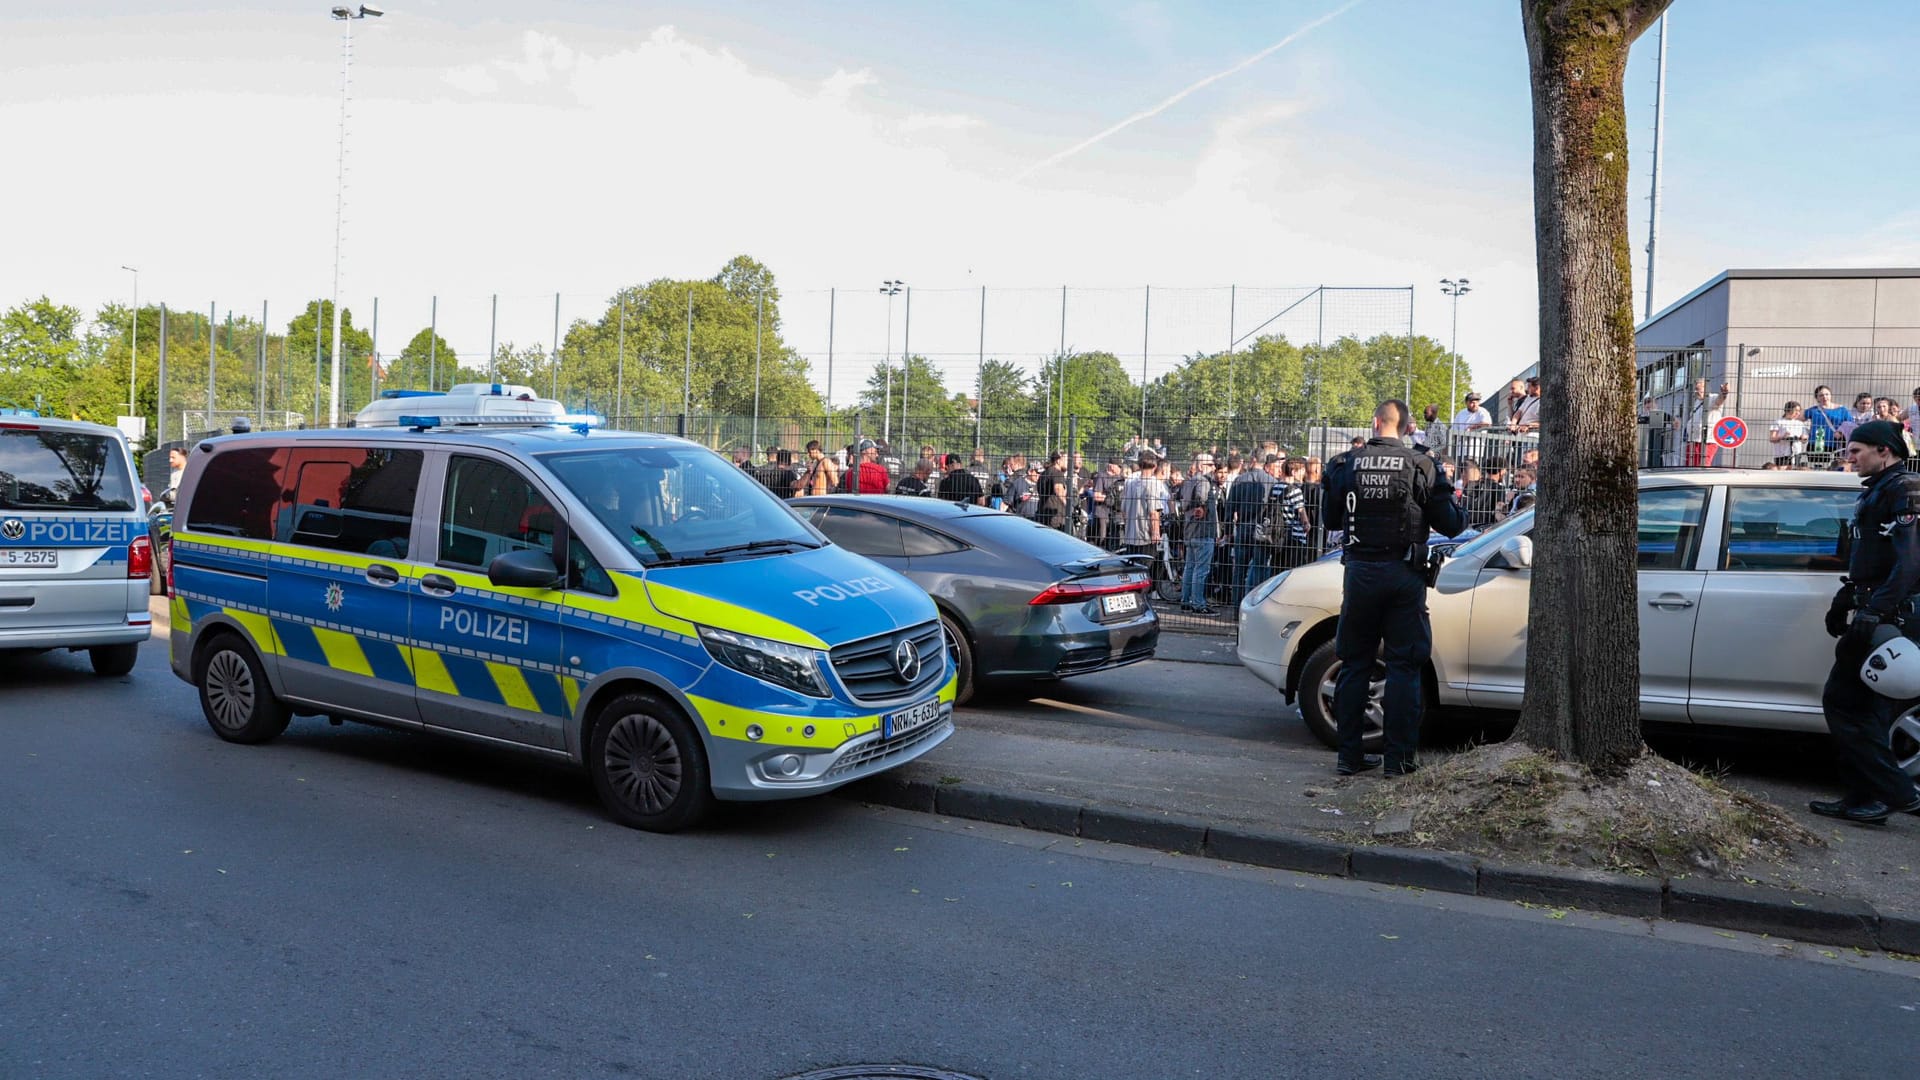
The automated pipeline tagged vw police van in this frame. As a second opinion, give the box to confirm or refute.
[167,403,956,831]
[0,412,154,675]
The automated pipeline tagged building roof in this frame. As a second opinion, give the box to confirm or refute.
[1638,267,1920,333]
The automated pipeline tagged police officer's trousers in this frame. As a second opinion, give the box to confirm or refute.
[1333,557,1430,771]
[1821,638,1920,809]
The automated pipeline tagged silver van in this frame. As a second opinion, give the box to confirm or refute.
[0,414,154,674]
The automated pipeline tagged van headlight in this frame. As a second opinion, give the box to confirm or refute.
[698,626,830,698]
[1245,571,1290,608]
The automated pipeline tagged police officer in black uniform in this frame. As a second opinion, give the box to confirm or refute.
[1322,400,1466,776]
[1814,419,1920,824]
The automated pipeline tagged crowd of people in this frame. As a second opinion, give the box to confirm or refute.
[724,426,1549,619]
[1757,386,1920,471]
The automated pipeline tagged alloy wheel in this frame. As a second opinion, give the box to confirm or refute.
[1318,659,1386,740]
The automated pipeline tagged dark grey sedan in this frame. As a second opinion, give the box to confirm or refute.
[791,495,1159,704]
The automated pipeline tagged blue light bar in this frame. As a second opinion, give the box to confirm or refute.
[398,414,604,432]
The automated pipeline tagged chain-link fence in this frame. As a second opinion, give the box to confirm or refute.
[119,283,1419,453]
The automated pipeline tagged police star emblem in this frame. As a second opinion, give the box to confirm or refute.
[323,582,345,613]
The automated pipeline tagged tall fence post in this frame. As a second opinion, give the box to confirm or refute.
[975,286,986,450]
[157,304,168,442]
[207,301,217,426]
[1067,414,1080,535]
[901,286,912,453]
[370,296,380,405]
[825,287,836,419]
[683,286,694,417]
[1227,283,1236,418]
[1733,342,1746,469]
[488,293,498,383]
[258,300,269,426]
[428,295,438,391]
[551,291,562,401]
[614,295,627,422]
[313,300,323,425]
[752,288,763,454]
[1140,285,1150,438]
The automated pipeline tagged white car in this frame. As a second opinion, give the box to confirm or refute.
[1235,468,1920,779]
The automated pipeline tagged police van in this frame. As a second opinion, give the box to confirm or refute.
[166,403,956,831]
[0,412,153,675]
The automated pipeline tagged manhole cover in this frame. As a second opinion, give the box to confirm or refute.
[779,1060,990,1068]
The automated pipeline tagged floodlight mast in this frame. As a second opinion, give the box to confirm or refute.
[326,3,383,427]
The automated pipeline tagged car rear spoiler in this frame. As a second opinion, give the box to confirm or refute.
[1062,553,1152,577]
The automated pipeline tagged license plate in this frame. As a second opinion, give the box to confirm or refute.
[0,549,56,568]
[1102,591,1140,615]
[883,697,943,740]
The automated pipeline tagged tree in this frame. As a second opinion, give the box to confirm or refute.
[395,327,457,392]
[1516,0,1673,772]
[858,353,962,421]
[284,300,374,420]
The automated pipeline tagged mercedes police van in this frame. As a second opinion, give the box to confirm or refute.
[166,395,956,831]
[0,411,154,675]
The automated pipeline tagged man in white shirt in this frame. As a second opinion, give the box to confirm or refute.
[1450,392,1492,457]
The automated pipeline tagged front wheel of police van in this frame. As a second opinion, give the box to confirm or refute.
[195,632,291,745]
[588,691,717,832]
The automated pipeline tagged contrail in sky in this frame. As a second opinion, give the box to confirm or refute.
[1013,0,1366,183]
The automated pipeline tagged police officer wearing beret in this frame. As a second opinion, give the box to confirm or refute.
[1815,418,1920,824]
[1322,400,1467,776]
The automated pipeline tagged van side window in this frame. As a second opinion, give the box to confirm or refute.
[277,448,422,556]
[185,447,286,539]
[439,456,560,570]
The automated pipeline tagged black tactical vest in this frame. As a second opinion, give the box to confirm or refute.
[1343,442,1425,558]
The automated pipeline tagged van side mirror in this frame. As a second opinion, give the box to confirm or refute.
[1488,535,1533,570]
[488,548,562,590]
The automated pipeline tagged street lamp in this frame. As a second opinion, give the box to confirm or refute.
[327,3,383,427]
[879,279,904,443]
[1440,277,1472,418]
[120,266,138,423]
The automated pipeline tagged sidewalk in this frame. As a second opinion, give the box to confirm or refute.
[844,637,1920,953]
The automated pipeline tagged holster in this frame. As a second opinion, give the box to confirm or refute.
[1415,545,1443,588]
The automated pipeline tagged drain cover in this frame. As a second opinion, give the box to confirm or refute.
[779,1060,990,1068]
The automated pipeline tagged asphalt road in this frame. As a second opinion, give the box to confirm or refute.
[3,638,1915,1080]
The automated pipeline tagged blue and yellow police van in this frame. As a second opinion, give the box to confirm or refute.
[167,401,955,831]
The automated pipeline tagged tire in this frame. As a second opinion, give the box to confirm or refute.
[195,633,290,744]
[89,643,139,677]
[1152,551,1182,603]
[941,613,975,707]
[587,692,714,833]
[1297,640,1385,752]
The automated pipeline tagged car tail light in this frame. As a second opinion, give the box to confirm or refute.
[142,484,153,507]
[1029,578,1150,605]
[128,536,152,579]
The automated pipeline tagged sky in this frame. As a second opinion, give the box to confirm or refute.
[4,0,1918,409]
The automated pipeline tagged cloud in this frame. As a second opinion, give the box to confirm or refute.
[899,112,983,133]
[442,64,498,95]
[0,14,1540,407]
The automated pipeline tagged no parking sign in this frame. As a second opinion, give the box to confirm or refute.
[1712,416,1747,449]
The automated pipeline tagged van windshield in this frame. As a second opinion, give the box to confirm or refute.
[0,428,136,511]
[541,446,821,566]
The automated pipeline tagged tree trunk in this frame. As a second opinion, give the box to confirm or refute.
[1515,0,1672,774]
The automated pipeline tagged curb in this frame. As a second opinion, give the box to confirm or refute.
[836,777,1916,953]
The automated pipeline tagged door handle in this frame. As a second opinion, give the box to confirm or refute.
[421,573,458,597]
[1647,594,1694,609]
[365,563,400,587]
